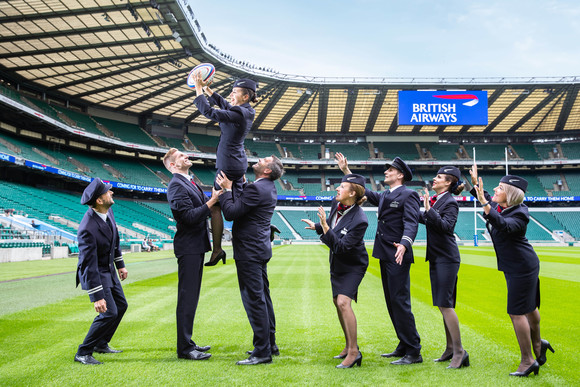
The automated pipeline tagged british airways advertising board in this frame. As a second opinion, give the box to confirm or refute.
[398,91,488,125]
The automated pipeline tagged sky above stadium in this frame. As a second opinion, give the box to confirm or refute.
[190,0,579,79]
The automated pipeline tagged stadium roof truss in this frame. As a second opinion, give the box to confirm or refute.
[0,0,579,138]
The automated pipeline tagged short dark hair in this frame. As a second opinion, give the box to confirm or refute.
[267,155,284,181]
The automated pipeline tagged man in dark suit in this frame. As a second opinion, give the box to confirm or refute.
[336,153,423,365]
[75,178,128,365]
[193,75,257,265]
[216,155,284,365]
[163,148,220,361]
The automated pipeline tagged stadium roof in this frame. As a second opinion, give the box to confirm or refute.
[0,0,579,137]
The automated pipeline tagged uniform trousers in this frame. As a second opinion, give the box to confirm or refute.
[176,253,204,356]
[235,259,276,357]
[77,281,127,356]
[379,258,421,356]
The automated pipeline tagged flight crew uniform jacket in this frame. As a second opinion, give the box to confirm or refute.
[193,92,255,176]
[419,191,461,263]
[472,188,539,274]
[76,208,125,302]
[219,178,277,262]
[167,173,212,257]
[315,200,369,274]
[365,186,420,262]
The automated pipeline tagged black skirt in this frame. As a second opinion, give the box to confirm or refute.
[330,271,365,302]
[429,262,460,308]
[504,270,540,315]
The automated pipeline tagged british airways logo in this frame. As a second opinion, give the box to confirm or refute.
[433,93,479,107]
[398,91,488,126]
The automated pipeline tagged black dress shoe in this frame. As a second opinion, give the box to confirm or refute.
[94,345,122,354]
[336,352,363,368]
[74,354,102,365]
[433,352,453,362]
[537,339,554,366]
[236,355,272,365]
[194,344,211,352]
[381,350,404,358]
[510,361,540,377]
[205,251,226,266]
[447,350,470,369]
[178,349,211,360]
[391,354,423,365]
[246,345,279,356]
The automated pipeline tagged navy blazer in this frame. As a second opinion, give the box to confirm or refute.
[471,188,539,274]
[315,200,369,274]
[194,92,254,176]
[220,178,277,262]
[76,208,125,302]
[419,192,461,264]
[365,186,420,263]
[167,174,211,256]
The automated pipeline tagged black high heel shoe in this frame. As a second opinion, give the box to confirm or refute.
[434,352,453,362]
[334,345,358,359]
[537,339,554,366]
[510,361,540,377]
[205,250,226,266]
[446,350,469,369]
[336,352,362,368]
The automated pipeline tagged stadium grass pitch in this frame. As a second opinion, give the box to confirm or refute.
[0,245,578,385]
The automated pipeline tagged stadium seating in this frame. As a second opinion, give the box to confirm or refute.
[93,117,157,146]
[325,143,370,160]
[429,144,463,161]
[0,181,174,239]
[245,140,281,158]
[530,212,563,232]
[373,142,419,161]
[560,142,580,159]
[510,144,541,161]
[550,212,580,239]
[189,133,219,153]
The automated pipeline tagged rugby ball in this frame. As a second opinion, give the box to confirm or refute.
[186,63,215,88]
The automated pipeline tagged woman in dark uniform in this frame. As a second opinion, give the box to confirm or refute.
[420,166,469,369]
[193,73,257,266]
[470,165,554,377]
[302,174,369,369]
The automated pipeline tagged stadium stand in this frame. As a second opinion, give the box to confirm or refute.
[245,140,281,158]
[324,143,370,160]
[93,117,157,147]
[550,212,580,240]
[510,144,541,161]
[373,142,420,160]
[429,144,464,161]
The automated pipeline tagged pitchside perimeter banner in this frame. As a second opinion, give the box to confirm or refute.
[398,90,488,125]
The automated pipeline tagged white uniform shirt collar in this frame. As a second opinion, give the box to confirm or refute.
[92,208,107,222]
[176,172,193,181]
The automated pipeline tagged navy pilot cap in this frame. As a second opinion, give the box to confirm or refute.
[233,78,257,92]
[385,157,413,182]
[500,175,528,193]
[81,178,112,205]
[341,173,366,188]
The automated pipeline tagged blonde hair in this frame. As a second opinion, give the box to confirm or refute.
[162,148,178,172]
[501,182,525,207]
[349,183,367,206]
